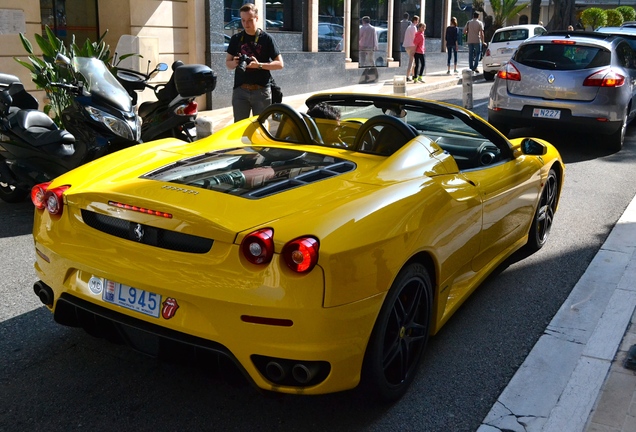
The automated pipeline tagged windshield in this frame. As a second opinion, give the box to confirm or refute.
[73,57,132,111]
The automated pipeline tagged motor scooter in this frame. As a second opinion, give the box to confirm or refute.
[0,73,76,202]
[0,55,142,203]
[115,60,217,142]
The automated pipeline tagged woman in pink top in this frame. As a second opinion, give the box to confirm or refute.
[413,23,426,83]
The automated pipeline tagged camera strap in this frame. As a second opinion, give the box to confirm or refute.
[240,28,261,45]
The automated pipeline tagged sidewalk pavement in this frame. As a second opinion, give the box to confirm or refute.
[198,61,636,432]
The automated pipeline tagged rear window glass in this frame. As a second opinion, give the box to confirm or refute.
[515,43,610,70]
[493,29,529,43]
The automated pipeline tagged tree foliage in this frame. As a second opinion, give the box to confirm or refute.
[606,9,624,27]
[580,7,607,30]
[490,0,529,29]
[616,6,636,22]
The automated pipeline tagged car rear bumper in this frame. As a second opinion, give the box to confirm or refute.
[488,107,622,135]
[34,238,384,395]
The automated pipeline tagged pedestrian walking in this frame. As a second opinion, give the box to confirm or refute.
[464,11,484,73]
[359,16,378,67]
[413,23,426,83]
[399,13,410,52]
[403,15,419,81]
[445,17,459,74]
[225,3,284,122]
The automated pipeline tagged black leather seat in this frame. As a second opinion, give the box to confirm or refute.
[353,114,418,156]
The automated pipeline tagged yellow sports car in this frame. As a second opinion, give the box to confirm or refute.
[31,93,563,401]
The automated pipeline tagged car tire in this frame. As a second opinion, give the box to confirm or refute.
[0,181,28,203]
[525,168,558,252]
[483,71,495,81]
[361,262,433,402]
[607,110,627,153]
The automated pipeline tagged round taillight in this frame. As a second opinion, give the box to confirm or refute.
[44,185,70,215]
[31,182,52,209]
[282,237,319,273]
[241,228,274,265]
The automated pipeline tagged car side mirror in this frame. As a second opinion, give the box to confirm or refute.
[521,138,548,155]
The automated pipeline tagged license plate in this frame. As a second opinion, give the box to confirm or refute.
[102,279,161,318]
[532,108,561,119]
[499,48,514,55]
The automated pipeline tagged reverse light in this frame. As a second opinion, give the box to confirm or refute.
[241,228,274,265]
[31,183,70,215]
[497,62,521,81]
[282,237,319,273]
[174,101,198,116]
[583,69,625,87]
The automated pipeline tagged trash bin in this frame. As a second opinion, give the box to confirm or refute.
[393,75,407,95]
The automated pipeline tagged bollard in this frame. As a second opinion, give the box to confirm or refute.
[195,116,214,139]
[393,75,407,95]
[462,69,473,110]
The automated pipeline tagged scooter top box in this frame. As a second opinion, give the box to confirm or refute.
[174,65,217,97]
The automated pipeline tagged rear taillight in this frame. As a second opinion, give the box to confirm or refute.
[282,237,319,273]
[497,63,521,81]
[174,101,198,116]
[241,228,274,265]
[31,182,52,209]
[485,48,491,56]
[32,183,70,215]
[583,69,625,87]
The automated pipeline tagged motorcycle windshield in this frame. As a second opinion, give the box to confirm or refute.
[73,57,133,112]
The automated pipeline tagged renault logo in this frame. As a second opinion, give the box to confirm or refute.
[133,224,144,242]
[547,74,555,84]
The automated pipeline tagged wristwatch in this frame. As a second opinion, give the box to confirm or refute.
[259,64,263,70]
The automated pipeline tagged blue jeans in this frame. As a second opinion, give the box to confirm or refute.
[232,85,272,122]
[468,43,481,71]
[447,46,458,68]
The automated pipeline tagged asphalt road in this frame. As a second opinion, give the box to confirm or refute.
[2,80,636,431]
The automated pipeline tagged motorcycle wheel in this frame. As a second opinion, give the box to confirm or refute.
[0,181,28,203]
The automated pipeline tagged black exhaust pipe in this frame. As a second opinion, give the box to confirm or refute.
[265,361,289,383]
[33,280,54,306]
[292,363,320,385]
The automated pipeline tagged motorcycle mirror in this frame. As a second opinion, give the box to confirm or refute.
[156,63,169,72]
[55,53,71,66]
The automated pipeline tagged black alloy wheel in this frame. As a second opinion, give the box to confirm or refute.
[362,263,433,401]
[526,168,558,252]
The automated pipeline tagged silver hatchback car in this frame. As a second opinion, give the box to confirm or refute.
[488,32,636,151]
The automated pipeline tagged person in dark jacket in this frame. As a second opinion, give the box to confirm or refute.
[445,17,459,74]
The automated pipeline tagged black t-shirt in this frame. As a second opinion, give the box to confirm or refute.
[227,30,281,88]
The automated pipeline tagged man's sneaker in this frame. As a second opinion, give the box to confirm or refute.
[474,69,480,73]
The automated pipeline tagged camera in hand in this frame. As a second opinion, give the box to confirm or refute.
[237,54,252,73]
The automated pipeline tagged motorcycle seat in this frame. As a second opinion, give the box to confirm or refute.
[9,110,75,147]
[138,100,158,118]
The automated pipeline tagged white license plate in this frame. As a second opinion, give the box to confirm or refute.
[532,108,561,119]
[102,279,161,318]
[499,48,514,55]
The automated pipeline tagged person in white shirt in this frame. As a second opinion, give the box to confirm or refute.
[359,16,378,67]
[402,15,419,81]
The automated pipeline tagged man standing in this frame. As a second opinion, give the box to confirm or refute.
[226,3,284,122]
[464,11,484,73]
[403,15,419,81]
[359,16,378,67]
[399,13,410,52]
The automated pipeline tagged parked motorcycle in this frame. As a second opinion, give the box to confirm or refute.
[0,55,142,203]
[115,60,217,142]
